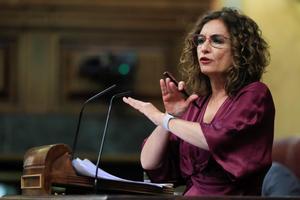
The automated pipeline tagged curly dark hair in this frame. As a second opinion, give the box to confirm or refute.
[179,7,270,97]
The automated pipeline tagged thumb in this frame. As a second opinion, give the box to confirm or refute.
[185,94,199,105]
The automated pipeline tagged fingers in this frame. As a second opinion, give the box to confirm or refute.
[165,78,173,94]
[123,97,143,110]
[168,82,178,94]
[123,96,163,125]
[160,79,167,96]
[185,94,199,106]
[168,79,188,96]
[161,78,177,95]
[178,81,185,91]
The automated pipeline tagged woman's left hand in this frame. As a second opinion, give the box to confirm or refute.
[123,97,164,126]
[161,78,198,116]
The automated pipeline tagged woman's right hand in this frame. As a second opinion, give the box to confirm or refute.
[160,78,198,116]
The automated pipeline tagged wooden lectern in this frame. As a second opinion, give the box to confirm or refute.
[21,144,94,195]
[21,144,173,196]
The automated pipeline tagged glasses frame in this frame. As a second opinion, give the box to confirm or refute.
[191,34,231,49]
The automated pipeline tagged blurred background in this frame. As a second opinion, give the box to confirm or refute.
[0,0,299,196]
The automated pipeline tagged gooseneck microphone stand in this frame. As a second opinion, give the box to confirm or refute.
[71,84,117,159]
[94,91,131,193]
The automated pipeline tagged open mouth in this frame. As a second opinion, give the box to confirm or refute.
[200,57,212,64]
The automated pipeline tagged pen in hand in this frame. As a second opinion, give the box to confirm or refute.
[163,71,200,109]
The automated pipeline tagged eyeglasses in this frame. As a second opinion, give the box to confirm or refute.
[191,34,230,49]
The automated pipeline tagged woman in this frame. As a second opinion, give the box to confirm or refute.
[123,8,275,196]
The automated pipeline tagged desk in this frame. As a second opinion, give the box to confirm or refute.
[2,195,300,200]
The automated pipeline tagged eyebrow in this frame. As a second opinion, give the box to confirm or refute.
[198,34,229,37]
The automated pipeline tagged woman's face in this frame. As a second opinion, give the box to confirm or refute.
[196,19,233,79]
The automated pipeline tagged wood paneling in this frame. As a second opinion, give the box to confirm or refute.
[0,36,18,111]
[0,0,209,31]
[0,0,210,113]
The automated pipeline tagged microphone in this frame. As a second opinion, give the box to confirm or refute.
[71,84,117,159]
[94,91,131,192]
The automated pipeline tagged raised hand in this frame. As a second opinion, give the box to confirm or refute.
[160,78,198,116]
[122,97,164,126]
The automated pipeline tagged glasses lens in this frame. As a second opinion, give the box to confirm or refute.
[192,34,229,49]
[192,35,205,47]
[210,35,227,48]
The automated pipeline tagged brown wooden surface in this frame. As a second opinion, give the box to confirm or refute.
[21,144,94,195]
[21,144,173,196]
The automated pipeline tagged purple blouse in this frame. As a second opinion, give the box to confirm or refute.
[145,82,275,196]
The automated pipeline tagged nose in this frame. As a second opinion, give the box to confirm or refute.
[199,40,211,53]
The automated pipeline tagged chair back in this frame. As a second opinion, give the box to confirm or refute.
[272,137,300,179]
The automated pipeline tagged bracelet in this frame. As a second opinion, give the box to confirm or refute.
[162,113,176,131]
